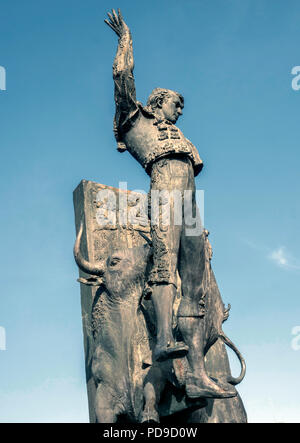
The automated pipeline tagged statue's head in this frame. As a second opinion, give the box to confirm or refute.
[147,88,184,124]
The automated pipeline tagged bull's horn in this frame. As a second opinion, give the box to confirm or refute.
[138,231,152,247]
[73,221,104,276]
[219,331,246,386]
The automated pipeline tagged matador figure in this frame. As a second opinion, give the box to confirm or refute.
[105,9,236,399]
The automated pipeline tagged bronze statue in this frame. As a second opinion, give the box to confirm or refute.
[74,217,246,422]
[72,9,247,423]
[105,9,237,399]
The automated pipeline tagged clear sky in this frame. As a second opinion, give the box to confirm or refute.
[0,0,299,423]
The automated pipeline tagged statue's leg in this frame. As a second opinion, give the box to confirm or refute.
[141,366,165,423]
[94,384,119,423]
[177,171,236,399]
[177,317,234,398]
[151,283,188,361]
[189,339,247,423]
[148,158,190,362]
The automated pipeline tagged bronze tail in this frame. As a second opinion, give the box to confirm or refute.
[219,331,246,386]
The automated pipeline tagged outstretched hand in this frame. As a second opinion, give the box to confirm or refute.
[104,9,130,38]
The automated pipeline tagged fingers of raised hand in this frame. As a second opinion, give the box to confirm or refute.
[112,9,120,26]
[117,8,124,22]
[104,10,120,35]
[104,9,127,37]
[104,19,119,36]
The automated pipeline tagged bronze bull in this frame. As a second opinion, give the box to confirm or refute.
[74,222,246,423]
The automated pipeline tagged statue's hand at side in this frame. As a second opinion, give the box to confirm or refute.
[105,9,130,39]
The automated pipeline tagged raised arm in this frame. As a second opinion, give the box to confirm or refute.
[105,9,138,135]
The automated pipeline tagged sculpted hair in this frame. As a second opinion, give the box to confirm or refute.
[147,88,184,111]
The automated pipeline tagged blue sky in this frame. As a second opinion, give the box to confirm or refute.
[0,0,299,422]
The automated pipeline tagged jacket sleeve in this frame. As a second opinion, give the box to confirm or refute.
[112,31,139,134]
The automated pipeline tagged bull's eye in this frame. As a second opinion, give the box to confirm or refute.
[109,257,121,267]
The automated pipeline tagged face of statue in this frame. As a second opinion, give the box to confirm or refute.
[160,93,183,123]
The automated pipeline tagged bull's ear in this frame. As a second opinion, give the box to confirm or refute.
[77,276,104,286]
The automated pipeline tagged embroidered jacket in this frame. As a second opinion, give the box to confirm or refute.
[112,32,203,176]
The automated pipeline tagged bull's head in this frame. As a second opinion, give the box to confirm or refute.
[74,221,152,298]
